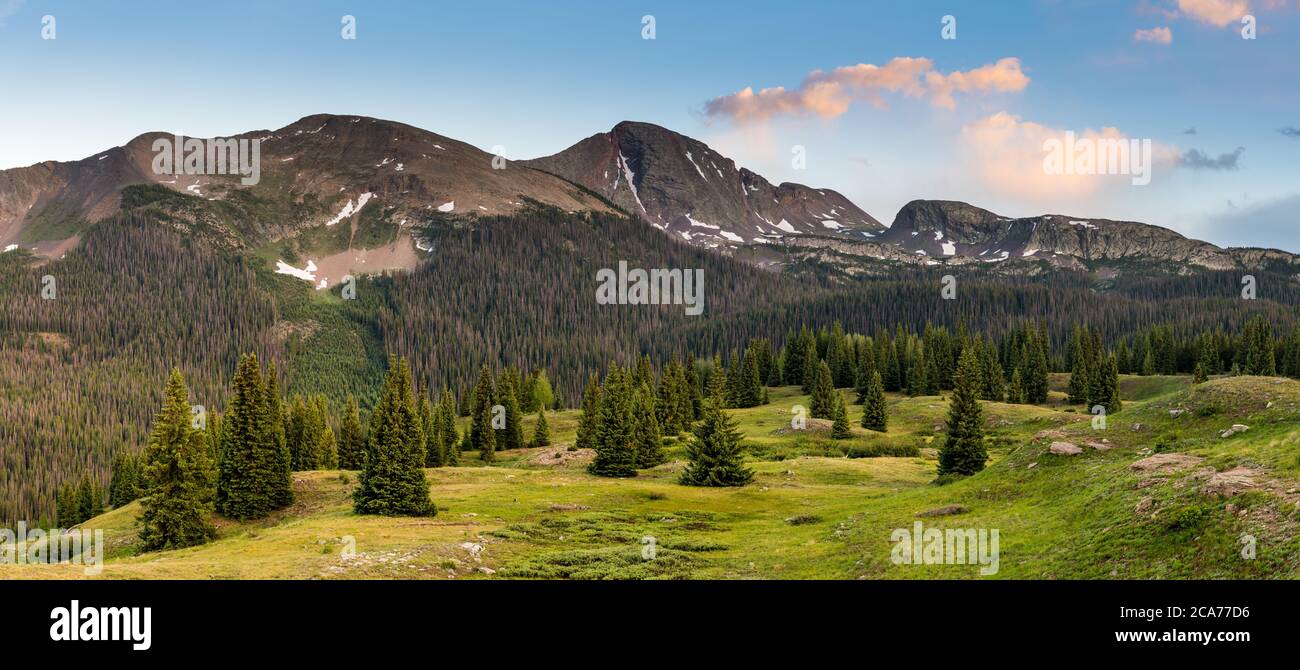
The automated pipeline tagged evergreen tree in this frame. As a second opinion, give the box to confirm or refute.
[684,355,704,419]
[736,348,763,407]
[1006,368,1025,404]
[337,396,365,470]
[906,347,930,397]
[468,365,496,456]
[575,374,602,451]
[138,369,216,551]
[938,348,988,476]
[531,408,551,448]
[353,357,436,516]
[860,370,888,432]
[108,451,141,508]
[978,336,1005,402]
[1089,353,1122,414]
[438,387,459,465]
[633,388,665,467]
[496,369,526,450]
[800,337,820,395]
[589,364,638,477]
[1021,332,1050,404]
[680,394,753,487]
[855,345,878,404]
[217,354,293,520]
[809,360,836,419]
[262,361,293,508]
[830,392,851,439]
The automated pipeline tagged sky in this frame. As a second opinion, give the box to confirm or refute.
[1,0,1297,250]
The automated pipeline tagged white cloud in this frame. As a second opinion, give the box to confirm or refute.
[1133,26,1174,43]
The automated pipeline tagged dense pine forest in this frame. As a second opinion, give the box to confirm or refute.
[3,203,1300,524]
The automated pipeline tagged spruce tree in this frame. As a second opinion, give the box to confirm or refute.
[138,369,216,551]
[680,394,753,487]
[809,360,836,419]
[830,392,851,439]
[263,361,294,507]
[108,451,141,508]
[855,345,878,404]
[338,396,365,470]
[496,370,526,450]
[354,357,436,516]
[684,356,703,419]
[860,370,888,432]
[531,408,551,448]
[468,365,496,457]
[800,337,820,394]
[978,336,1005,402]
[217,354,293,520]
[633,388,665,467]
[438,387,459,465]
[589,364,638,477]
[938,348,988,476]
[1007,367,1025,404]
[1021,334,1050,404]
[575,374,602,451]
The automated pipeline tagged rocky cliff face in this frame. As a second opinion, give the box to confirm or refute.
[522,121,883,251]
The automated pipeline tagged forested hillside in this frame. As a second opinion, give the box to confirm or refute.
[3,203,1300,524]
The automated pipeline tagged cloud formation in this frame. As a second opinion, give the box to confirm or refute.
[1178,147,1245,170]
[704,57,1028,122]
[959,112,1181,201]
[1279,126,1300,138]
[1176,0,1249,27]
[1134,26,1175,43]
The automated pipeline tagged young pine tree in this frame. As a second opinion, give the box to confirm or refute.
[138,369,216,551]
[589,365,638,477]
[575,374,602,451]
[531,407,551,448]
[860,370,888,432]
[633,388,665,468]
[353,357,436,516]
[809,360,836,419]
[680,394,754,487]
[938,348,988,476]
[830,392,852,439]
[468,365,496,458]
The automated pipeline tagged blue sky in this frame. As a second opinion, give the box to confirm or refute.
[1,0,1297,250]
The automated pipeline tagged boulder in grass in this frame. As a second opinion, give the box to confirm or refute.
[917,504,968,517]
[1049,441,1082,455]
[1219,424,1249,438]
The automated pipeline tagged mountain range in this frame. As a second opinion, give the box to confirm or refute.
[2,113,1296,283]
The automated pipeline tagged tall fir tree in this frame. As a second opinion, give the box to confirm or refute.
[108,451,141,508]
[217,354,293,520]
[809,360,836,419]
[860,370,888,432]
[438,387,460,465]
[633,388,665,468]
[138,369,216,551]
[938,348,988,476]
[575,374,602,451]
[353,357,436,516]
[468,365,496,458]
[589,364,638,477]
[496,369,526,450]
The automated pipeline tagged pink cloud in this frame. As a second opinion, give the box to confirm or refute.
[704,57,1028,122]
[1133,26,1175,43]
[1176,0,1250,27]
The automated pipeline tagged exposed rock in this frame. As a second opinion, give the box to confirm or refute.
[1049,441,1083,455]
[1219,424,1250,438]
[1134,497,1154,516]
[1027,462,1037,469]
[917,504,968,517]
[1169,409,1186,417]
[1130,453,1204,472]
[1131,423,1145,432]
[1201,467,1259,497]
[1086,441,1112,451]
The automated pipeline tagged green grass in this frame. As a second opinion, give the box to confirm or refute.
[7,375,1298,580]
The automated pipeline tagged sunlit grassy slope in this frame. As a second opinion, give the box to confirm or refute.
[6,375,1298,579]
